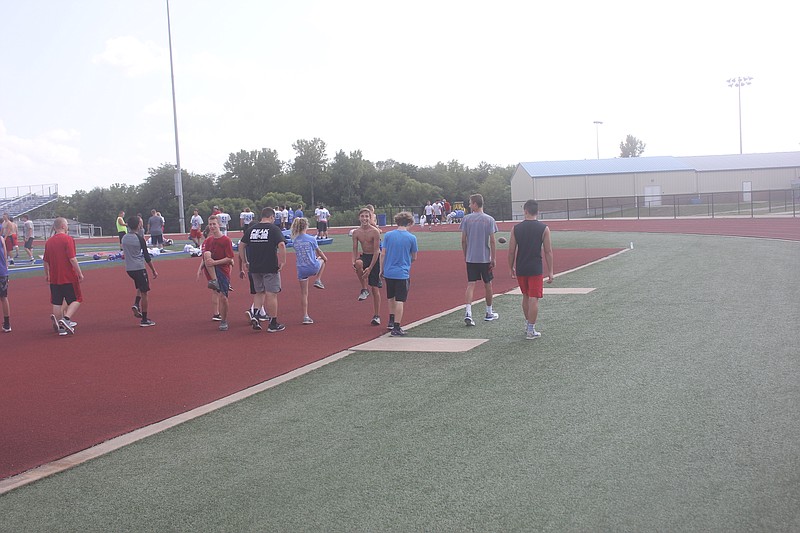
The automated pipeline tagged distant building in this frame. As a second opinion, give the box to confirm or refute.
[511,152,800,219]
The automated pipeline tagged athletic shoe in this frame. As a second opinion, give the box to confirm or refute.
[313,280,325,289]
[256,311,270,322]
[302,316,314,325]
[358,289,369,301]
[526,329,542,340]
[387,322,394,330]
[484,312,499,321]
[218,321,229,331]
[250,314,262,330]
[390,327,406,336]
[140,319,156,327]
[2,325,10,333]
[212,314,222,321]
[58,327,69,336]
[50,314,60,333]
[132,305,142,318]
[465,315,476,326]
[246,309,254,320]
[58,319,75,335]
[207,279,220,292]
[65,320,77,328]
[267,322,286,333]
[371,315,381,326]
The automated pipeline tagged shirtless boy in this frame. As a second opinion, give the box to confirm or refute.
[352,207,382,325]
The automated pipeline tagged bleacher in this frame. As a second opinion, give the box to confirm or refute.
[0,184,59,217]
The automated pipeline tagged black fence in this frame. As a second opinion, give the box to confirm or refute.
[511,188,798,221]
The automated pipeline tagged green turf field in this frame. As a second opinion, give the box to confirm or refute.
[1,231,798,531]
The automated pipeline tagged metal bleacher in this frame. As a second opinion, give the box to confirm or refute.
[0,184,59,217]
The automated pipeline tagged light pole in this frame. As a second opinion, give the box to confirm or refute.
[593,121,603,159]
[166,0,186,233]
[727,76,753,155]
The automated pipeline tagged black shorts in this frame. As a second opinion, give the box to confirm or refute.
[50,283,80,306]
[466,262,494,283]
[385,278,410,302]
[151,234,164,245]
[127,269,151,293]
[24,237,34,250]
[118,231,126,243]
[317,221,328,232]
[360,253,382,288]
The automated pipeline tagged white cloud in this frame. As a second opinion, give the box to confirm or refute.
[92,36,167,78]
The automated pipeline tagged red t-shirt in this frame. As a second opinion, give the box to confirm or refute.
[202,234,234,278]
[43,232,78,284]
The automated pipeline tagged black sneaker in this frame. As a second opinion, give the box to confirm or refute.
[140,319,156,327]
[58,319,75,335]
[387,322,394,330]
[250,314,262,330]
[390,326,406,336]
[256,311,270,322]
[132,305,142,318]
[267,322,286,333]
[212,314,222,321]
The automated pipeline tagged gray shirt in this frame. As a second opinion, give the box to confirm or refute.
[122,232,151,271]
[148,215,164,235]
[460,211,498,263]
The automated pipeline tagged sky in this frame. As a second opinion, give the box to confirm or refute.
[1,0,798,196]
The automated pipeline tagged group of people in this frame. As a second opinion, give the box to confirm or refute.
[2,213,35,262]
[422,199,450,226]
[0,194,553,341]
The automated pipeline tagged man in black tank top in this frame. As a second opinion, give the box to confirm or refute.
[508,200,553,340]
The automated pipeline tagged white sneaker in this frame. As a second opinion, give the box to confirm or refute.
[358,289,369,301]
[464,315,475,326]
[484,312,499,321]
[303,316,314,325]
[526,329,542,340]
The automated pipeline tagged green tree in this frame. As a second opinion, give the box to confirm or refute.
[327,149,370,207]
[291,138,328,207]
[620,135,646,157]
[218,148,282,200]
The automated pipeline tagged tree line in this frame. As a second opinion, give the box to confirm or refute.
[37,138,513,235]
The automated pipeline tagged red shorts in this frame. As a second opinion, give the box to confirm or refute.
[518,275,543,298]
[5,234,16,249]
[190,228,203,239]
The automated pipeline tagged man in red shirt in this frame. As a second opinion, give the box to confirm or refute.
[202,215,235,331]
[43,217,84,335]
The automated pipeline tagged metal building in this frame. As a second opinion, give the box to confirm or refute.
[511,152,800,218]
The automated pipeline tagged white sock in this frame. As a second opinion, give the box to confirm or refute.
[465,304,472,316]
[486,305,493,314]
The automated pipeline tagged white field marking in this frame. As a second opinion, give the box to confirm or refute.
[506,287,596,295]
[0,349,355,495]
[0,248,630,495]
[352,337,488,352]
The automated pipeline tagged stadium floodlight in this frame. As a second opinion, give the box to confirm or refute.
[727,76,753,155]
[166,0,186,233]
[593,121,603,159]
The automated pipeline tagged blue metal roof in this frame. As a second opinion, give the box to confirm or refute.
[519,152,800,177]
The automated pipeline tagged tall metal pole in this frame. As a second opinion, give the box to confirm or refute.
[593,121,603,159]
[727,77,752,155]
[166,0,186,233]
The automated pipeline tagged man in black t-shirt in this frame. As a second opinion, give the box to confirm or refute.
[239,207,286,332]
[507,200,553,340]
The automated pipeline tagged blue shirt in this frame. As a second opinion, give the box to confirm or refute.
[292,233,319,272]
[382,229,417,279]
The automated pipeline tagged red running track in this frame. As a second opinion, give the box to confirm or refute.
[1,247,619,479]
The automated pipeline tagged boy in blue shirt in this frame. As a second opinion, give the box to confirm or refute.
[379,211,418,336]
